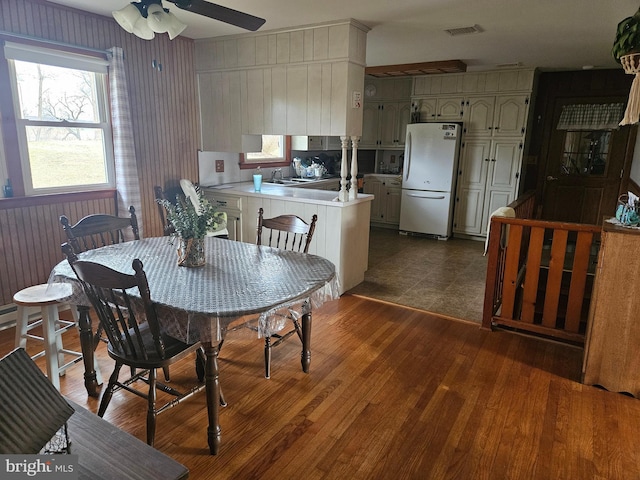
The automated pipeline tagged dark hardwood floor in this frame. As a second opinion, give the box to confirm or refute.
[3,295,640,479]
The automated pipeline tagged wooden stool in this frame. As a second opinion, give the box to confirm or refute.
[14,283,85,391]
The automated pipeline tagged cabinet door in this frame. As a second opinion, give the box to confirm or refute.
[396,102,411,146]
[414,98,437,122]
[492,95,529,137]
[479,139,522,232]
[385,186,402,224]
[378,102,399,146]
[198,72,243,152]
[458,139,491,190]
[453,139,491,235]
[487,139,521,192]
[481,189,514,235]
[435,96,464,121]
[360,103,380,147]
[223,210,243,241]
[463,96,495,137]
[363,178,384,220]
[454,187,486,235]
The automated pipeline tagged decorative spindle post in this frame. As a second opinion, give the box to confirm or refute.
[349,136,359,200]
[339,135,349,201]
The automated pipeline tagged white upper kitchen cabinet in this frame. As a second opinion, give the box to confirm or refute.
[463,94,530,138]
[360,77,412,148]
[195,20,369,151]
[412,96,464,123]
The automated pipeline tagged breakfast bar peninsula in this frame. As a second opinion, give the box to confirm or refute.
[203,182,372,294]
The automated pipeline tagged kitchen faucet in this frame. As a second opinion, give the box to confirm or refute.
[271,168,283,182]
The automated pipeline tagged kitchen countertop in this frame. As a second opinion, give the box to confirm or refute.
[204,182,373,207]
[365,173,403,179]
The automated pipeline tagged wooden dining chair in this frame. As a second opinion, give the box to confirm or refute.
[255,207,318,378]
[59,206,140,253]
[59,206,142,372]
[61,243,206,447]
[257,207,317,254]
[154,185,184,237]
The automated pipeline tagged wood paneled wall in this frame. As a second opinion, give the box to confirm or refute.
[0,192,115,304]
[0,0,201,304]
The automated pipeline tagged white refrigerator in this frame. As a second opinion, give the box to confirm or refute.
[399,123,462,239]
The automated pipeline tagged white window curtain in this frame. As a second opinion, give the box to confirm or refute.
[557,103,625,130]
[107,47,143,238]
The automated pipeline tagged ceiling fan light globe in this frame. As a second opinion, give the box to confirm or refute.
[166,12,187,40]
[112,3,141,34]
[147,3,170,33]
[132,16,156,40]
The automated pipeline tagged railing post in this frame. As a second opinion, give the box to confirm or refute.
[349,136,359,200]
[339,136,349,202]
[482,217,503,330]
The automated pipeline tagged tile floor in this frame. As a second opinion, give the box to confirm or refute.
[347,227,488,323]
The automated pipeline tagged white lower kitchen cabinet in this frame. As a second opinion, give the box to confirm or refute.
[363,174,402,227]
[453,137,522,237]
[203,191,245,241]
[203,184,373,293]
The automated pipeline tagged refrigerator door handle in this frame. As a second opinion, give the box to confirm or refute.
[407,193,446,200]
[404,132,411,181]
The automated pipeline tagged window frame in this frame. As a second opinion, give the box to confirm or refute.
[2,40,114,196]
[239,135,291,169]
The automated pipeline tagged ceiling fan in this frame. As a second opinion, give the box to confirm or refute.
[165,0,265,31]
[113,0,266,41]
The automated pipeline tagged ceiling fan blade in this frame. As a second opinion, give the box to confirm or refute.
[166,0,266,31]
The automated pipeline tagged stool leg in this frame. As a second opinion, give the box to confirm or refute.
[14,305,29,349]
[42,305,61,390]
[55,319,65,377]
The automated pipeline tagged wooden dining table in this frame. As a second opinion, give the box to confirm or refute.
[50,236,338,454]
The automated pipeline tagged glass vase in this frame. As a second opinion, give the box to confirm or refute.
[177,237,205,267]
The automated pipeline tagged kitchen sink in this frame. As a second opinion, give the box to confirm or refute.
[264,177,328,185]
[287,177,318,182]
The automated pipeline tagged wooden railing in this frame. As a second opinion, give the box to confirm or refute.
[508,189,537,220]
[483,215,601,344]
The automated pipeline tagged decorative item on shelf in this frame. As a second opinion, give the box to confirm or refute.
[156,186,225,267]
[613,7,640,125]
[615,192,640,226]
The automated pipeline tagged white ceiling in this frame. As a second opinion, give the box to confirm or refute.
[48,0,639,72]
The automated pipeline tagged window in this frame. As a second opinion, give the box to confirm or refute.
[4,42,113,195]
[561,130,611,176]
[239,135,291,169]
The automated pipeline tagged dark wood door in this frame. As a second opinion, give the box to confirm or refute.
[541,106,636,225]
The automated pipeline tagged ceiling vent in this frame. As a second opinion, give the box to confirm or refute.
[496,62,523,68]
[445,24,483,36]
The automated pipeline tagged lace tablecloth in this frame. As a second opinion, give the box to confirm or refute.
[50,237,339,344]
